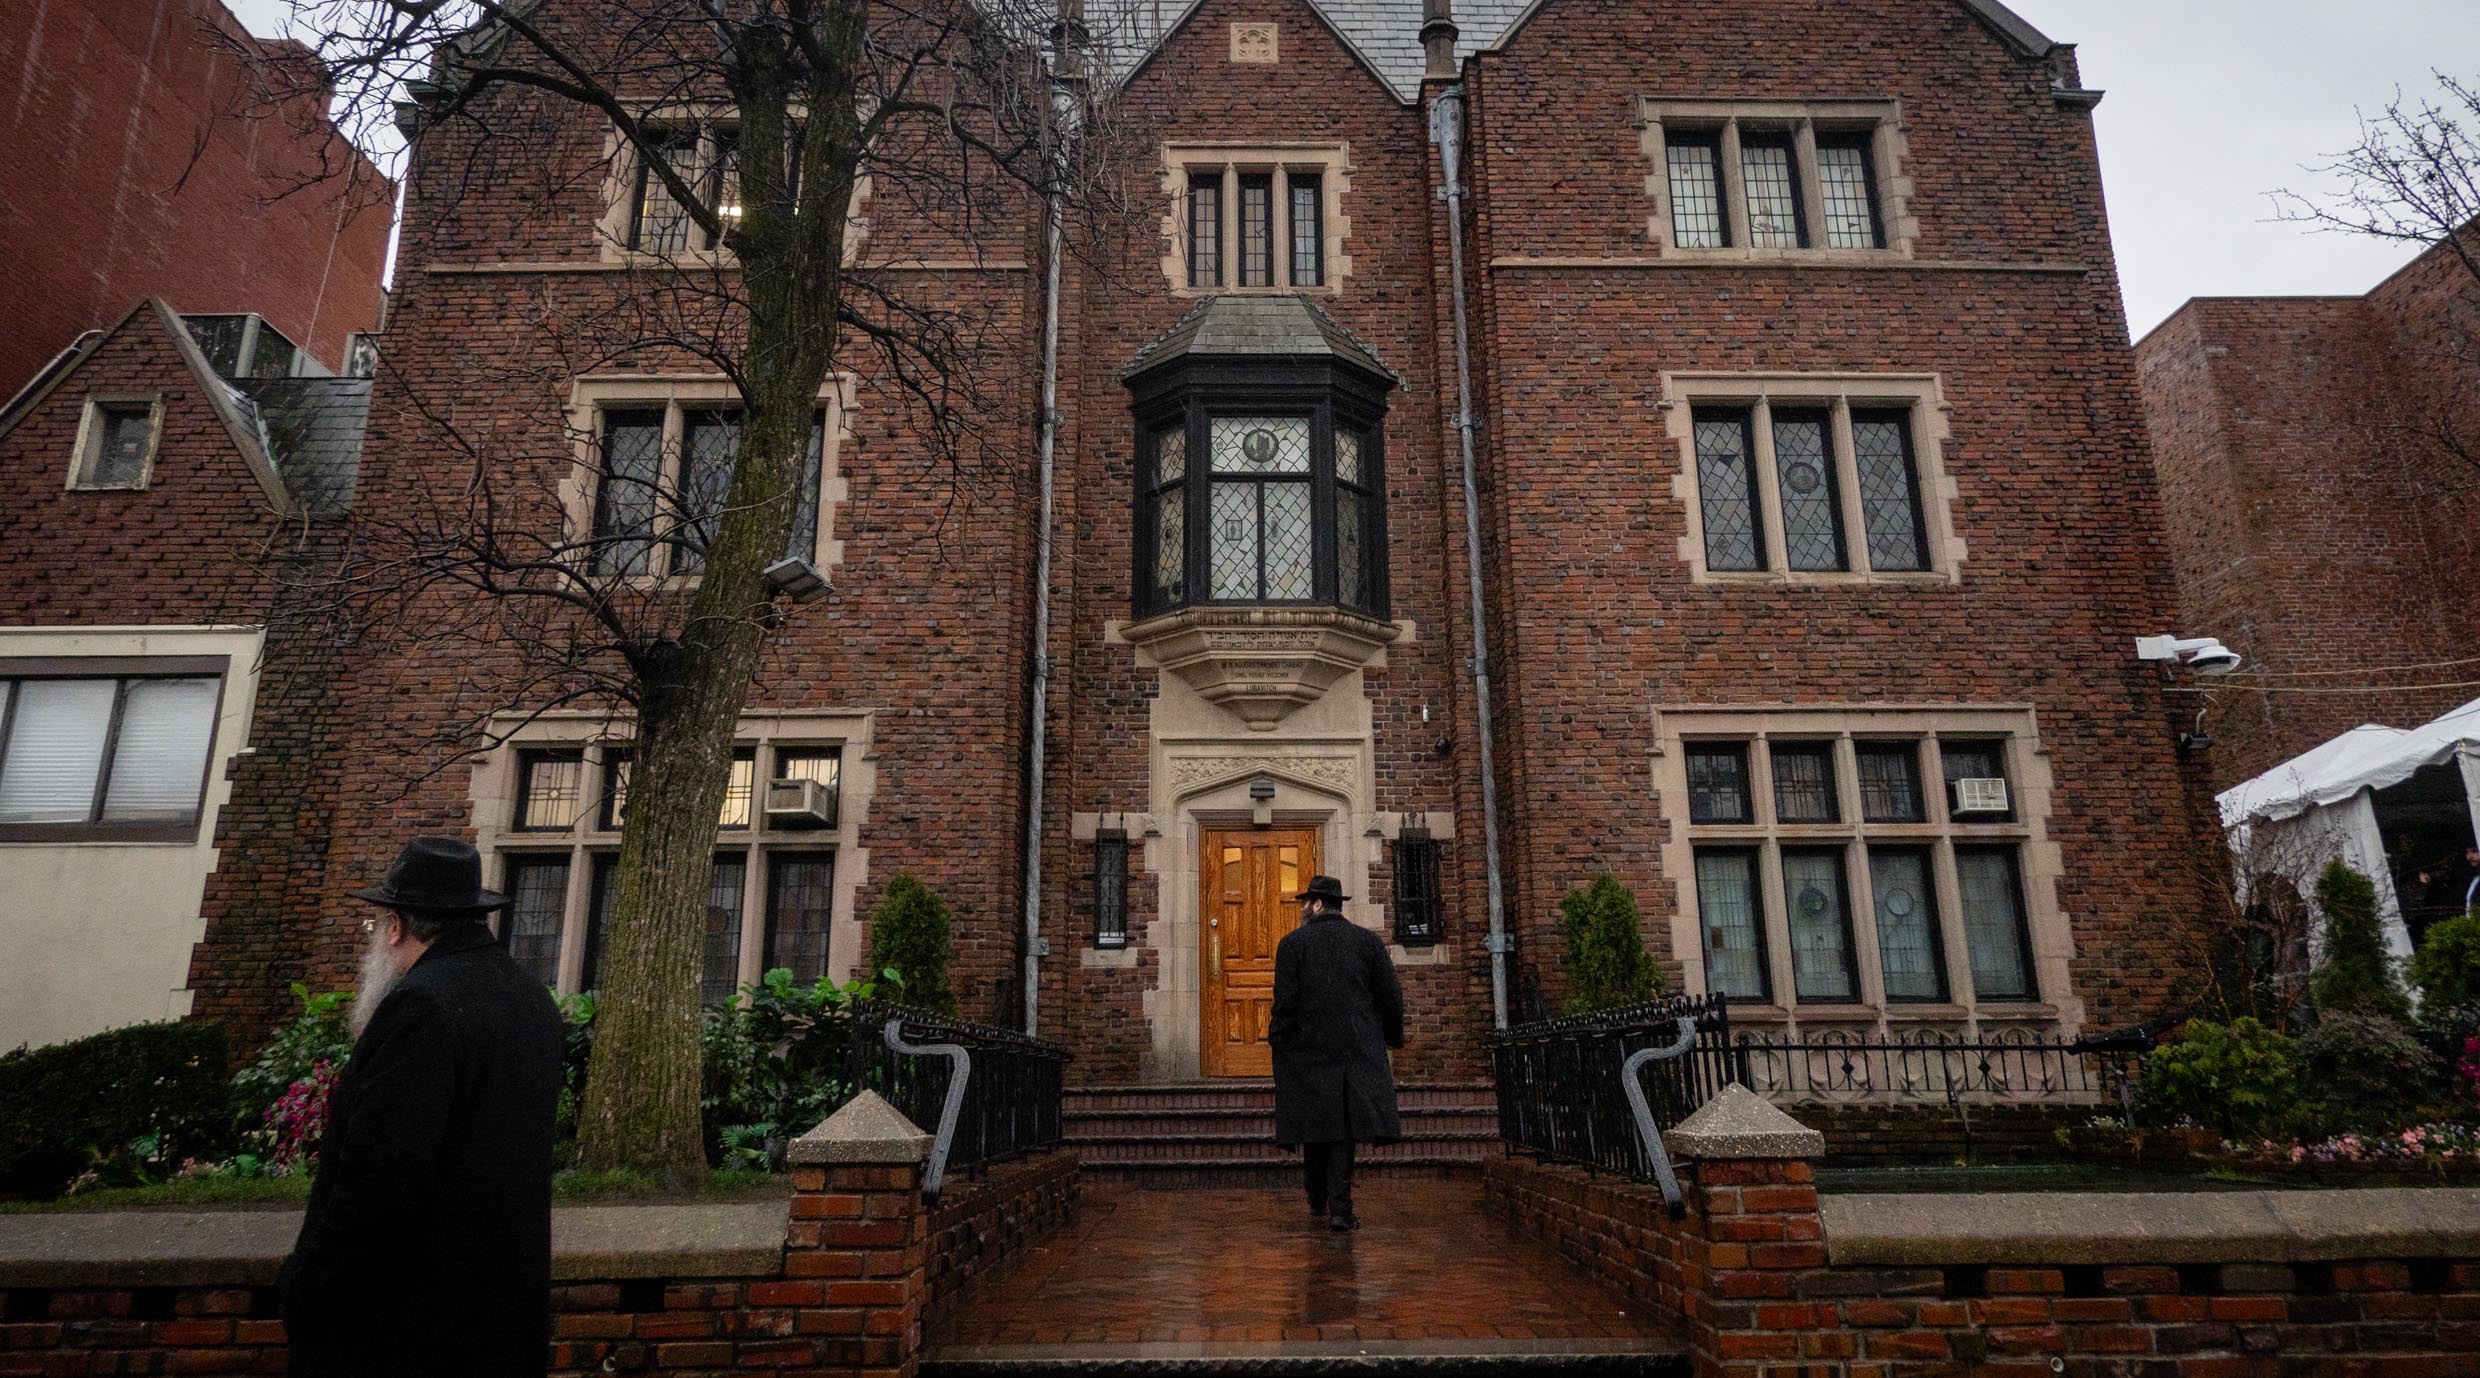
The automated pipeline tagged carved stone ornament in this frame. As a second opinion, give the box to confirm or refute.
[1229,22,1277,64]
[1169,754,1360,796]
[1124,605,1398,730]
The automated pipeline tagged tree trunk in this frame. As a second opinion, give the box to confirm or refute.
[574,12,863,1178]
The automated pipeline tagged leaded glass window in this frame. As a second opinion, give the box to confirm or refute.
[1290,174,1323,287]
[765,851,836,981]
[1238,174,1274,287]
[1783,849,1856,1002]
[517,749,585,831]
[1095,831,1129,948]
[1208,418,1314,601]
[581,853,621,990]
[1686,743,1752,824]
[1856,742,1925,823]
[591,405,827,579]
[1666,134,1727,248]
[630,128,703,254]
[1187,177,1221,288]
[1869,847,1944,1001]
[1853,411,1927,572]
[1771,411,1847,572]
[1696,849,1767,1000]
[593,410,664,575]
[1693,410,1762,572]
[1337,429,1374,611]
[1740,137,1804,248]
[1147,426,1188,606]
[673,409,740,576]
[1770,743,1838,824]
[501,855,568,988]
[604,747,755,831]
[1956,846,2034,1000]
[704,853,748,1002]
[1817,136,1884,249]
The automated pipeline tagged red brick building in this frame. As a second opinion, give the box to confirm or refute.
[0,0,396,393]
[6,0,2218,1080]
[2137,229,2480,793]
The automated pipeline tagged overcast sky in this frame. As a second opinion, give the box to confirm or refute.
[226,0,2478,339]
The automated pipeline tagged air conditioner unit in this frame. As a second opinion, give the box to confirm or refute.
[763,777,835,828]
[1952,777,2011,815]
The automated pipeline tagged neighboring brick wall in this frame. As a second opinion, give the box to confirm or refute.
[1485,1151,2480,1378]
[2137,232,2480,789]
[926,1152,1080,1307]
[1796,1102,2097,1168]
[0,0,394,391]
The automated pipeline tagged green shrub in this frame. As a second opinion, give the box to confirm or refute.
[0,1022,231,1197]
[2297,1010,2439,1132]
[1559,874,1660,1015]
[866,873,958,1017]
[229,984,354,1136]
[2411,911,2480,1011]
[699,969,881,1168]
[2133,1017,2302,1142]
[2310,861,2410,1020]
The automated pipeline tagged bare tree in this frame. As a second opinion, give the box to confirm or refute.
[226,0,1140,1177]
[2276,73,2480,483]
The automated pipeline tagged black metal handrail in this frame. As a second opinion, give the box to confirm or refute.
[1486,992,1739,1189]
[1730,1026,2140,1107]
[849,1000,1070,1199]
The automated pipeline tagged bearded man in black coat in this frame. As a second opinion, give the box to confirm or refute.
[279,837,566,1378]
[1268,874,1404,1231]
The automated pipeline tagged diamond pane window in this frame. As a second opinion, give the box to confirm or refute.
[1740,138,1804,248]
[1770,743,1838,824]
[1337,490,1366,609]
[1696,849,1768,1000]
[593,410,665,575]
[1290,174,1323,287]
[1156,425,1188,484]
[1211,417,1311,474]
[1693,410,1762,572]
[1771,411,1847,571]
[1818,137,1884,250]
[1782,849,1856,1002]
[1335,431,1361,486]
[1153,489,1186,604]
[1856,742,1925,823]
[1686,743,1752,824]
[1209,484,1259,600]
[704,853,747,1002]
[674,409,740,576]
[501,855,568,988]
[1262,482,1313,600]
[1188,178,1221,288]
[1206,418,1314,602]
[516,750,585,831]
[1870,847,1944,1001]
[1853,412,1927,572]
[1666,136,1727,248]
[1238,174,1274,287]
[1956,846,2034,1000]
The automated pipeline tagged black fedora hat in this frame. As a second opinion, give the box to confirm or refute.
[1302,875,1351,904]
[349,837,510,915]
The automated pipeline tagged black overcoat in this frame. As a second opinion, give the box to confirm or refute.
[1268,910,1404,1146]
[279,924,565,1378]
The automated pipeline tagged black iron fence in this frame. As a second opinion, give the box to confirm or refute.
[1730,1026,2143,1110]
[1486,992,1738,1185]
[848,1000,1069,1198]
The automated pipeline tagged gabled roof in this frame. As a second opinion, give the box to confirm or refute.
[246,377,372,516]
[0,299,324,515]
[1122,293,1404,384]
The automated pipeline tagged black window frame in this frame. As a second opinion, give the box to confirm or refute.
[1768,407,1850,573]
[1850,407,1930,573]
[1954,844,2038,1002]
[1855,740,1927,824]
[589,403,829,579]
[1186,174,1221,289]
[1693,845,1771,1003]
[1289,173,1324,287]
[763,849,837,981]
[498,852,570,989]
[1237,172,1275,287]
[1940,738,2016,822]
[628,126,709,254]
[1684,742,1753,825]
[1690,406,1765,573]
[1768,741,1839,824]
[1866,844,1949,1003]
[1093,829,1129,948]
[514,747,588,832]
[1664,130,1730,249]
[1780,845,1861,1004]
[1814,131,1887,250]
[1736,132,1808,249]
[1391,826,1444,947]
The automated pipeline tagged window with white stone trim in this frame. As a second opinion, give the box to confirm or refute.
[1160,144,1352,295]
[1639,99,1912,259]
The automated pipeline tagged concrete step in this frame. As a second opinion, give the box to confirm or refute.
[1068,1132,1496,1161]
[922,1338,1689,1375]
[1064,1107,1496,1139]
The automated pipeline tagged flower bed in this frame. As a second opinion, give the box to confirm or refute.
[2209,1121,2480,1184]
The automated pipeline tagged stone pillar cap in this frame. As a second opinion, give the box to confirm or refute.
[787,1089,933,1166]
[1668,1083,1825,1160]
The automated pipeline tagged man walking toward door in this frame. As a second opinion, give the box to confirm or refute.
[1269,875,1404,1231]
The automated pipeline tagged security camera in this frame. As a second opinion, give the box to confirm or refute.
[2134,634,2243,676]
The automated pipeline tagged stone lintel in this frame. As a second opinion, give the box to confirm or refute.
[788,1088,934,1166]
[1667,1083,1826,1161]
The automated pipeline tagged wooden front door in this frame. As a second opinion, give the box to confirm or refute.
[1199,826,1316,1078]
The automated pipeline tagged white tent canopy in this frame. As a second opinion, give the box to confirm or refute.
[2217,695,2480,966]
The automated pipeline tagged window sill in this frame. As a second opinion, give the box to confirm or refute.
[1652,246,1914,266]
[1691,568,1956,588]
[1169,283,1342,298]
[0,823,204,845]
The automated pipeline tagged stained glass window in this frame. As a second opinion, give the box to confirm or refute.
[604,748,754,830]
[1207,418,1313,601]
[1853,412,1927,572]
[631,128,703,254]
[1666,135,1727,248]
[1956,847,2034,1000]
[673,409,740,576]
[1741,138,1804,248]
[1771,411,1847,571]
[1148,426,1187,607]
[1857,742,1925,823]
[1770,743,1838,823]
[704,853,748,1002]
[1335,429,1376,614]
[1696,850,1767,1000]
[1870,847,1944,1001]
[1686,743,1752,824]
[1188,176,1221,288]
[765,851,836,981]
[517,750,585,831]
[1782,849,1856,1002]
[1290,173,1323,287]
[1818,136,1884,250]
[1693,410,1762,572]
[1238,174,1274,286]
[501,856,569,988]
[593,411,664,575]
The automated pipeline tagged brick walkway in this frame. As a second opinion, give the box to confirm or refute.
[927,1179,1674,1358]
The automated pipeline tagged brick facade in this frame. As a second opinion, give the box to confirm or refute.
[0,0,394,392]
[2137,231,2480,790]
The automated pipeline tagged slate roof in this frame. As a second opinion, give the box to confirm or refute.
[245,377,372,516]
[1121,293,1404,383]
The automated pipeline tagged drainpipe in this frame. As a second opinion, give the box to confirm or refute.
[1428,84,1511,1030]
[1021,3,1080,1036]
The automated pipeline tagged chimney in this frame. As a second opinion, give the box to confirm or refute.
[1421,0,1458,81]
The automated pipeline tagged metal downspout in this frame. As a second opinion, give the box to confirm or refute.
[1429,87,1511,1030]
[1022,47,1073,1037]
